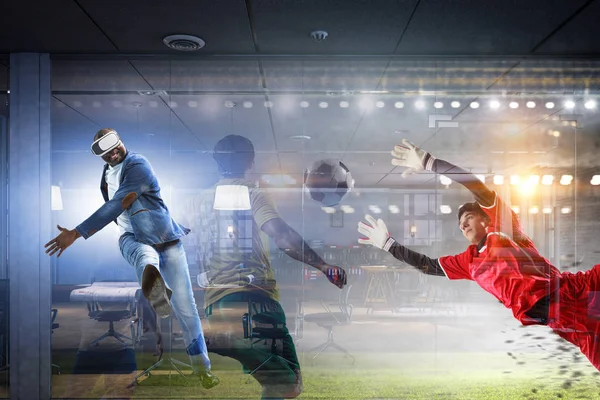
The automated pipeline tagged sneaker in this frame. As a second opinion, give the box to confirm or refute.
[194,370,220,389]
[141,264,173,319]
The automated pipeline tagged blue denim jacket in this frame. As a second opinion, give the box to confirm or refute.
[75,151,190,245]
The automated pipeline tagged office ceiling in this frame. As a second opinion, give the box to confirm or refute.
[2,0,600,188]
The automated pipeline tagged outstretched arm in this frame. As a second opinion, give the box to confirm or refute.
[391,139,495,206]
[261,217,347,288]
[357,214,445,276]
[431,159,495,207]
[391,139,529,240]
[45,159,153,257]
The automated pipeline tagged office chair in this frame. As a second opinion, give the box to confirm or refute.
[242,295,299,378]
[1,308,61,374]
[304,284,354,364]
[87,302,133,347]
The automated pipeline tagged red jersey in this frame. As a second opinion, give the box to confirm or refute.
[438,193,562,325]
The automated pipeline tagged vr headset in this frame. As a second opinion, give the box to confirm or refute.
[90,131,122,156]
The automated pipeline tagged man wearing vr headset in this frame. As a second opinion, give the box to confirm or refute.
[184,134,347,399]
[44,129,219,388]
[357,138,600,373]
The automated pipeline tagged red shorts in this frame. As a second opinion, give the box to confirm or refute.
[547,264,600,371]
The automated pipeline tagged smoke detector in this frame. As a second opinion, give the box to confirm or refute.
[310,30,328,42]
[163,34,206,51]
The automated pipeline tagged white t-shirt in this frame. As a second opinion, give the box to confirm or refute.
[105,163,134,235]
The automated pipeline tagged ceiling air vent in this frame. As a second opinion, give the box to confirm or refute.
[163,34,206,51]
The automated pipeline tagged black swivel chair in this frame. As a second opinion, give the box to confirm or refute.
[303,284,355,364]
[0,306,61,374]
[87,302,134,347]
[242,295,299,377]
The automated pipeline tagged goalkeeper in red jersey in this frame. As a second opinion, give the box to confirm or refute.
[357,139,600,372]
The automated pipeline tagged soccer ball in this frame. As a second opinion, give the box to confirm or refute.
[304,159,354,207]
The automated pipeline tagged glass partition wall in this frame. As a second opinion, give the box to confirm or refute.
[0,56,9,400]
[48,58,599,399]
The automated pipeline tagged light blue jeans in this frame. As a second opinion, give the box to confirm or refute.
[118,232,210,372]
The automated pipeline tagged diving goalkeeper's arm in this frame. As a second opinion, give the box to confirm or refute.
[389,138,495,207]
[357,214,445,276]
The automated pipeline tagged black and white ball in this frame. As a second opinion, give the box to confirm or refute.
[304,159,354,207]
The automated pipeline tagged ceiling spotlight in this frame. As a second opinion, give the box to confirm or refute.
[529,206,539,214]
[451,101,461,108]
[163,34,205,51]
[414,100,425,109]
[526,101,536,108]
[243,101,253,108]
[394,101,405,109]
[529,175,540,185]
[188,100,198,108]
[564,100,576,109]
[340,205,355,214]
[439,175,452,186]
[584,100,597,109]
[434,101,443,109]
[509,101,519,109]
[375,101,385,108]
[264,101,273,108]
[310,30,328,42]
[489,100,500,109]
[224,101,236,108]
[300,101,309,108]
[368,205,382,214]
[440,205,452,214]
[168,101,177,108]
[470,101,480,109]
[340,101,349,108]
[560,175,573,185]
[541,175,554,185]
[318,101,329,108]
[545,101,555,109]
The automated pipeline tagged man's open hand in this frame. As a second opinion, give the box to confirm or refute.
[322,265,347,289]
[44,225,80,257]
[391,138,434,178]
